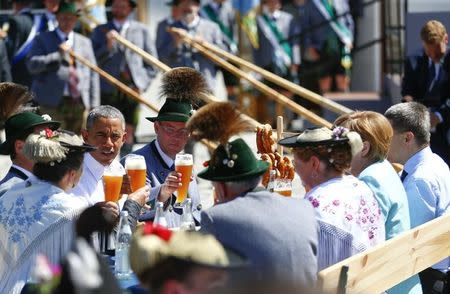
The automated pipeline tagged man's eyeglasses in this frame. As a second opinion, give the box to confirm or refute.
[159,124,190,137]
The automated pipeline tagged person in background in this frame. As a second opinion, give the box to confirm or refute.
[253,0,297,125]
[27,1,100,134]
[130,223,246,294]
[0,111,60,195]
[401,20,450,166]
[385,102,450,294]
[301,0,354,93]
[0,130,95,294]
[5,0,34,86]
[334,111,422,294]
[279,127,384,270]
[0,39,11,82]
[159,0,225,90]
[200,0,239,101]
[91,0,157,155]
[156,0,184,57]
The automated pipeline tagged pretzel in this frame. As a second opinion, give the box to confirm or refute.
[260,153,273,187]
[262,124,274,153]
[283,157,295,180]
[256,126,264,154]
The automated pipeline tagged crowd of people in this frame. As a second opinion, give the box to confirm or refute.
[0,0,450,294]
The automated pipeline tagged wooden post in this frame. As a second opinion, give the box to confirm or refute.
[277,116,283,156]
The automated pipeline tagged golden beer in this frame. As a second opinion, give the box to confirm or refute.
[125,155,147,192]
[274,179,292,197]
[175,154,193,204]
[103,175,123,202]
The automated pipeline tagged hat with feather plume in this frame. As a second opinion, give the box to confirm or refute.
[23,129,96,165]
[146,67,209,123]
[186,102,269,181]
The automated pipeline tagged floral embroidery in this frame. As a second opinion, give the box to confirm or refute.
[332,200,340,206]
[0,194,51,243]
[310,198,320,208]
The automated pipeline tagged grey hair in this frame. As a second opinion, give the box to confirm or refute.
[384,102,430,145]
[86,105,125,130]
[223,175,262,193]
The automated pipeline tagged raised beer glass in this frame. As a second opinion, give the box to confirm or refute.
[103,165,125,202]
[174,153,193,206]
[125,154,147,192]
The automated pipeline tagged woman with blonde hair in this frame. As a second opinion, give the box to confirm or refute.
[279,127,385,270]
[335,111,422,294]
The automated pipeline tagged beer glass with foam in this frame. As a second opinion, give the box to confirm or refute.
[174,153,193,205]
[125,154,147,192]
[273,178,293,197]
[103,165,125,202]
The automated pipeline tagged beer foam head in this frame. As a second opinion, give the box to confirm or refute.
[175,153,193,165]
[104,164,125,176]
[125,156,147,170]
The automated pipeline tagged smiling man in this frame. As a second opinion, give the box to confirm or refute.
[127,67,204,222]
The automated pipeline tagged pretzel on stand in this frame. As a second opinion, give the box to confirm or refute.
[256,124,295,188]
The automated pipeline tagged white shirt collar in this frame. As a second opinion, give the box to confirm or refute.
[404,146,432,174]
[84,153,106,181]
[11,164,35,180]
[155,139,174,168]
[182,15,200,29]
[263,6,280,20]
[56,28,74,47]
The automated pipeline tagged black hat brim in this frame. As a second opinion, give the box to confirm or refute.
[60,142,97,153]
[197,161,269,182]
[145,114,190,123]
[278,134,349,148]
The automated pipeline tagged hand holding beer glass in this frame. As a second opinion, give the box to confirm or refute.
[125,154,147,192]
[174,153,193,206]
[103,165,125,202]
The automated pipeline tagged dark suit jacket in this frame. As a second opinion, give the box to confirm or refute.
[27,30,100,109]
[0,166,29,197]
[5,10,33,86]
[0,39,11,82]
[402,48,450,108]
[201,188,318,284]
[91,20,157,94]
[402,48,450,164]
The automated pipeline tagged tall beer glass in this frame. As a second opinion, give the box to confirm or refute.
[175,153,193,205]
[103,165,125,202]
[273,179,293,197]
[125,154,147,192]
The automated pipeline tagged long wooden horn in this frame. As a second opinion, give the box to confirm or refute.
[60,45,217,150]
[168,27,332,128]
[111,31,265,130]
[186,33,353,115]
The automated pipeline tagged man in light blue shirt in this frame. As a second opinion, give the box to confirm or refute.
[385,102,450,294]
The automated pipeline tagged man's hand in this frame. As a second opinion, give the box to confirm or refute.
[127,185,150,208]
[94,201,120,224]
[169,31,184,47]
[158,171,182,202]
[106,30,118,50]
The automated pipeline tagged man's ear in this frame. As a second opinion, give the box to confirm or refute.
[15,139,25,154]
[361,141,371,157]
[405,131,415,144]
[122,131,128,143]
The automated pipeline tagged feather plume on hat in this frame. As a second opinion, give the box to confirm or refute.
[0,82,35,125]
[186,102,254,145]
[160,67,209,104]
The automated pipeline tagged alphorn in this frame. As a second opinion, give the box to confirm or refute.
[60,45,217,151]
[111,31,267,131]
[183,33,352,115]
[169,27,332,128]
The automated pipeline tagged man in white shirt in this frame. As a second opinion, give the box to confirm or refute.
[385,101,450,294]
[0,111,60,196]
